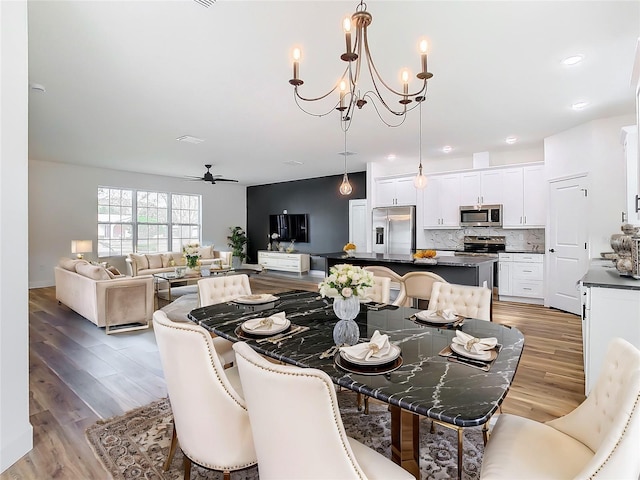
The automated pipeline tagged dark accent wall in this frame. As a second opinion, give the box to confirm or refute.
[247,172,366,270]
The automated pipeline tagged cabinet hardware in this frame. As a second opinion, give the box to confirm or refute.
[636,194,640,213]
[549,248,555,253]
[622,211,627,223]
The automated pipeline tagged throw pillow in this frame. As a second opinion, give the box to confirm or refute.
[58,257,88,271]
[198,245,214,259]
[147,254,163,269]
[130,253,149,270]
[107,266,122,276]
[171,252,186,266]
[76,263,111,281]
[161,253,172,268]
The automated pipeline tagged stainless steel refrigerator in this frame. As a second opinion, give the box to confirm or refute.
[372,206,416,256]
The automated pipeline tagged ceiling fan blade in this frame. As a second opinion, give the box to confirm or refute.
[212,178,238,183]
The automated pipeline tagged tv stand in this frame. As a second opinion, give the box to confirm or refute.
[257,251,310,275]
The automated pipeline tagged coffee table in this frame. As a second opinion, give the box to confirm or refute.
[153,268,233,303]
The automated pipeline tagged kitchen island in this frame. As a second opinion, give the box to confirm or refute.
[322,252,496,289]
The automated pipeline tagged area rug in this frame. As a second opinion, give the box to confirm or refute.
[86,391,484,479]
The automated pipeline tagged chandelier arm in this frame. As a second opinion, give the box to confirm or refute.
[360,92,410,128]
[294,85,340,103]
[363,27,429,98]
[293,91,340,118]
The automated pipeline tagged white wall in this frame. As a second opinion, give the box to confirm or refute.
[544,114,636,255]
[1,0,33,472]
[29,160,247,287]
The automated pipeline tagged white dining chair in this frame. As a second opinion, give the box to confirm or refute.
[152,311,257,480]
[428,281,492,321]
[232,341,416,480]
[481,337,640,479]
[363,275,391,304]
[400,271,448,308]
[362,265,407,306]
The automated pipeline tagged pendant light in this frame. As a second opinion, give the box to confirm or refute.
[339,124,353,195]
[413,97,428,189]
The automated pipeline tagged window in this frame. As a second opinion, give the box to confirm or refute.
[97,187,201,257]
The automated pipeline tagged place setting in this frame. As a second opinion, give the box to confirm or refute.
[232,293,280,305]
[333,330,403,375]
[411,308,465,328]
[439,330,501,371]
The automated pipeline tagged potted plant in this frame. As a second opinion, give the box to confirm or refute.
[227,226,247,269]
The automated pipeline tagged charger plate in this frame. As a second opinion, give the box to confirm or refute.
[334,353,403,376]
[340,344,401,366]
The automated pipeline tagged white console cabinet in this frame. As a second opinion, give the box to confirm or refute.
[498,253,544,304]
[258,251,310,275]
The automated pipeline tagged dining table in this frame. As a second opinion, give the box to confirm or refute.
[188,290,525,479]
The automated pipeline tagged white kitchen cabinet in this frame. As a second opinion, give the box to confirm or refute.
[459,169,504,206]
[581,282,640,394]
[375,176,417,207]
[422,173,460,228]
[257,251,310,274]
[498,252,544,304]
[502,164,545,228]
[622,125,639,223]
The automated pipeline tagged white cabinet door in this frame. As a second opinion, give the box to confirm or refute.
[498,260,512,296]
[375,179,397,207]
[459,172,481,206]
[422,176,442,227]
[522,165,545,227]
[394,176,417,206]
[439,174,461,227]
[480,170,504,205]
[502,168,524,227]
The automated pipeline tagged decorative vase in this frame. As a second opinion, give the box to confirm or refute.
[231,256,243,269]
[185,266,199,276]
[332,295,360,346]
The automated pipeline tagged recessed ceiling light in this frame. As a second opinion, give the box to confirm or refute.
[562,54,584,66]
[176,135,205,144]
[442,146,452,153]
[571,101,589,111]
[505,136,517,145]
[386,154,396,161]
[284,160,303,166]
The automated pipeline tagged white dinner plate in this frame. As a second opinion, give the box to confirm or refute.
[450,342,492,361]
[414,310,462,324]
[241,318,290,335]
[340,344,401,366]
[233,294,279,305]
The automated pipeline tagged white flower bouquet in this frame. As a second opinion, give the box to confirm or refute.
[182,242,201,268]
[318,264,374,299]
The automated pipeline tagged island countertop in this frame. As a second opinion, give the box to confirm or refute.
[581,260,640,290]
[320,252,496,288]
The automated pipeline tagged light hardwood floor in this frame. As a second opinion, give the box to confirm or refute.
[2,275,585,479]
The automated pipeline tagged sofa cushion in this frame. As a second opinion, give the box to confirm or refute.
[198,245,214,259]
[146,254,163,269]
[76,263,111,281]
[171,252,186,266]
[58,257,89,271]
[105,266,123,279]
[130,253,149,270]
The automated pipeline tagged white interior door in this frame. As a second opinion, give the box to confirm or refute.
[547,175,589,314]
[349,199,367,251]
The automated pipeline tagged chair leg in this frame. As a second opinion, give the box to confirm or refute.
[163,419,178,471]
[356,393,370,414]
[430,420,436,434]
[183,455,192,480]
[457,427,464,480]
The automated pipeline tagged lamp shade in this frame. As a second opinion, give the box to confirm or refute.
[71,240,93,258]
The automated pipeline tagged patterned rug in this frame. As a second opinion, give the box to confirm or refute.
[86,391,484,479]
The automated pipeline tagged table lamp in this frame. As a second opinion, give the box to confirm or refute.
[71,240,93,259]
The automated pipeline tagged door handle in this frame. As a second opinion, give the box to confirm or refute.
[548,248,555,253]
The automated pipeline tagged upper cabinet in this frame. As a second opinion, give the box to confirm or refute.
[459,170,504,206]
[622,126,639,223]
[374,176,417,207]
[502,164,545,228]
[422,173,461,228]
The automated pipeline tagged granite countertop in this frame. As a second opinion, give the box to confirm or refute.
[321,252,497,266]
[581,261,640,290]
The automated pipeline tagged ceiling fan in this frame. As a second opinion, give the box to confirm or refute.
[186,164,238,184]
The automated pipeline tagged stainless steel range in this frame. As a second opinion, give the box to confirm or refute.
[455,235,506,257]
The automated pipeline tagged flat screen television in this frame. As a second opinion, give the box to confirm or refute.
[269,213,309,243]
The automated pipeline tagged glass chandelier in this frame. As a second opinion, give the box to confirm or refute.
[289,1,433,129]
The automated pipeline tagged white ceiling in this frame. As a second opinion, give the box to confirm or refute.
[27,1,640,187]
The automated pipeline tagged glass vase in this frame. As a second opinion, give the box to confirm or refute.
[332,295,360,346]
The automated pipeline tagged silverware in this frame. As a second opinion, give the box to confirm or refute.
[270,326,309,344]
[320,345,340,359]
[447,355,490,371]
[256,328,295,344]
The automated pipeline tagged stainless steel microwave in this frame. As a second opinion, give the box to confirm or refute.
[459,204,503,227]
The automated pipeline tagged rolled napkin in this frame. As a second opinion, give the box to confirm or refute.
[243,312,287,331]
[340,330,391,361]
[452,330,497,354]
[415,309,459,322]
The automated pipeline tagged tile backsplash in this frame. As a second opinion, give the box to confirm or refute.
[419,228,545,252]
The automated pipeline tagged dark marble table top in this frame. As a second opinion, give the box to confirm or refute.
[188,290,525,428]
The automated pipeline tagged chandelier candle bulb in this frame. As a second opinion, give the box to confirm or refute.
[420,40,428,75]
[290,48,303,86]
[343,17,353,57]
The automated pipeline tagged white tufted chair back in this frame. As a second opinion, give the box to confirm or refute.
[362,266,407,306]
[152,311,256,473]
[232,342,415,480]
[198,274,251,307]
[547,337,640,478]
[363,276,391,304]
[400,271,448,308]
[428,282,492,321]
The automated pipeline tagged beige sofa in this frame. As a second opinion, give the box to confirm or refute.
[126,246,232,277]
[55,257,154,333]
